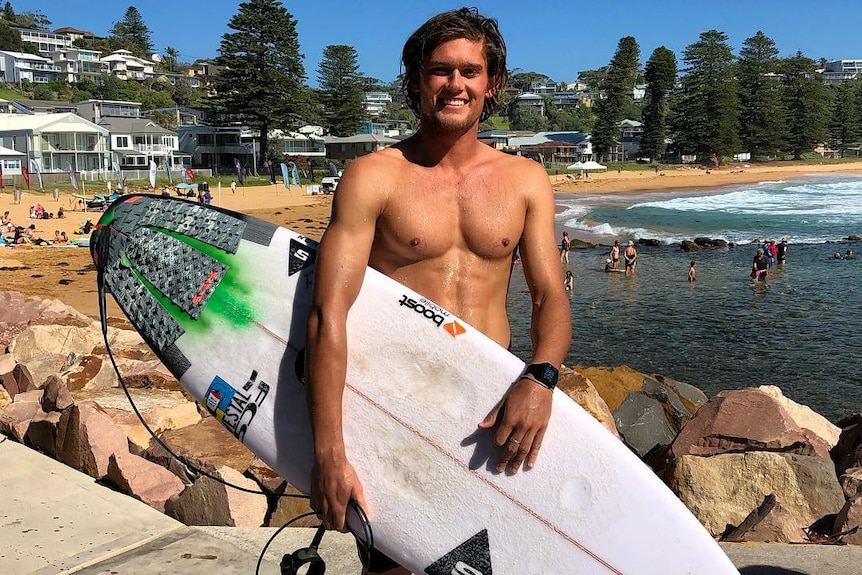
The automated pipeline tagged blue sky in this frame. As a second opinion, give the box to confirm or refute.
[14,1,860,85]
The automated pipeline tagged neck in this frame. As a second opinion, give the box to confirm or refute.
[407,121,482,168]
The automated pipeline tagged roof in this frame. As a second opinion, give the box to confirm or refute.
[324,134,399,144]
[0,112,109,135]
[97,117,174,135]
[0,50,51,62]
[508,131,588,147]
[0,145,25,156]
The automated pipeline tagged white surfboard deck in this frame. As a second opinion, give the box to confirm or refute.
[93,195,738,575]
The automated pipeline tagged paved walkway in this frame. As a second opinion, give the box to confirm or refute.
[3,437,861,575]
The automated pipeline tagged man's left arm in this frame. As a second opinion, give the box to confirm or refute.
[479,162,572,474]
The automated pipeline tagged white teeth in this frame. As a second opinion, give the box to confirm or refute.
[442,99,466,106]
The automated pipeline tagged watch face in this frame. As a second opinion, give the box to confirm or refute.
[542,365,556,381]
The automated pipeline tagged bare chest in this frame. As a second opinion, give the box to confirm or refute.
[374,178,525,264]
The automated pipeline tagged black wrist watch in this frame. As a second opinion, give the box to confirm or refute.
[522,362,559,390]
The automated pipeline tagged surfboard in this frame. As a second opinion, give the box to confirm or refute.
[91,194,739,575]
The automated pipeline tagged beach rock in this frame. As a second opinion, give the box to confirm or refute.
[0,388,43,442]
[41,374,73,412]
[0,291,93,347]
[164,465,267,527]
[0,383,9,411]
[147,416,256,478]
[557,368,619,438]
[840,467,862,499]
[833,413,862,478]
[833,494,862,544]
[24,410,62,457]
[757,385,841,448]
[568,238,594,249]
[614,392,676,458]
[668,451,845,541]
[0,355,36,399]
[245,458,317,528]
[681,240,700,252]
[668,388,832,463]
[105,451,185,513]
[637,238,661,247]
[55,401,130,479]
[844,235,861,241]
[574,366,702,457]
[106,397,201,450]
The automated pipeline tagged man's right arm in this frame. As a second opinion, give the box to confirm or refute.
[306,159,384,531]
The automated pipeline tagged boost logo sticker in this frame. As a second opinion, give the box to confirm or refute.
[204,371,270,442]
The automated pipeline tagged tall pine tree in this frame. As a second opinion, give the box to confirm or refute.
[738,31,787,159]
[828,79,859,149]
[108,6,153,57]
[317,45,367,136]
[212,0,307,165]
[670,30,739,159]
[781,52,829,159]
[592,36,640,162]
[639,46,677,163]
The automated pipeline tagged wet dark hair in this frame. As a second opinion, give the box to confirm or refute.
[400,7,508,122]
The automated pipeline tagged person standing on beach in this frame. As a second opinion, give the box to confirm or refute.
[688,260,696,282]
[776,237,788,265]
[560,230,571,264]
[305,8,571,574]
[230,180,236,194]
[624,240,638,275]
[609,239,620,270]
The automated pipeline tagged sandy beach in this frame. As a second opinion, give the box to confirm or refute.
[3,159,862,319]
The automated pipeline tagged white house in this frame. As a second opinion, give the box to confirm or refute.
[97,117,181,170]
[100,49,155,81]
[0,50,61,84]
[0,112,110,174]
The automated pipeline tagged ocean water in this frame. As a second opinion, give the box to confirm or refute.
[506,173,862,423]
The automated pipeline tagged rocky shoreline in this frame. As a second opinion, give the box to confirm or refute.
[1,290,860,545]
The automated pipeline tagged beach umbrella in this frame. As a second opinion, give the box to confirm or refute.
[566,161,585,170]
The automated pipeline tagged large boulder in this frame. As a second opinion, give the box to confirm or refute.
[0,352,37,400]
[0,389,43,442]
[833,494,862,544]
[164,465,268,527]
[55,401,130,479]
[757,385,841,448]
[557,368,619,438]
[0,291,92,347]
[833,413,862,478]
[106,451,185,513]
[576,366,705,458]
[143,416,256,478]
[669,388,832,464]
[668,452,846,541]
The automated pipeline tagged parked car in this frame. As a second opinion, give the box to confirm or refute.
[320,176,340,194]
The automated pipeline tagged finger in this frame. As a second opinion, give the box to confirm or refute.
[506,431,535,474]
[525,427,546,469]
[496,433,525,473]
[477,399,504,430]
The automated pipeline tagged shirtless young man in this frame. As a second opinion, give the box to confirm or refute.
[305,8,572,574]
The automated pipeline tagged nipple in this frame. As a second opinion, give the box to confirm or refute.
[501,238,510,247]
[410,237,421,247]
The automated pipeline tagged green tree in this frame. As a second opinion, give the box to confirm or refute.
[211,0,307,164]
[592,36,640,162]
[108,6,153,57]
[510,105,548,132]
[0,19,22,51]
[509,71,552,92]
[317,44,366,136]
[828,80,859,149]
[163,46,180,72]
[639,46,677,162]
[781,52,829,159]
[148,110,178,131]
[737,31,787,158]
[670,30,740,159]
